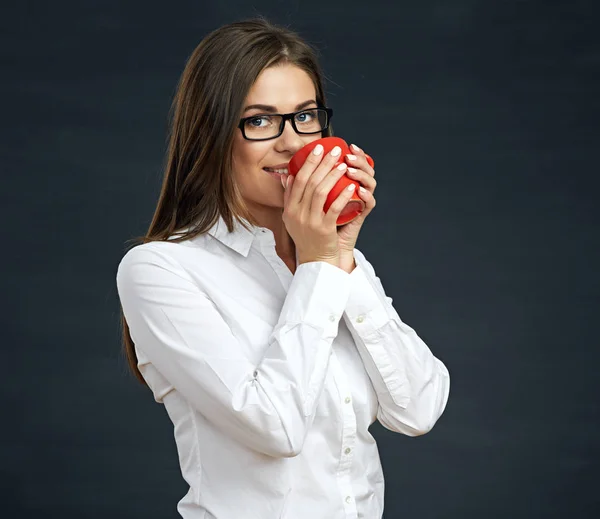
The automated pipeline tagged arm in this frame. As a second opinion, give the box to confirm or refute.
[341,248,450,436]
[116,245,352,457]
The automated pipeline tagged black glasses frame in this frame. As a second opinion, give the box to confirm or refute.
[237,107,333,141]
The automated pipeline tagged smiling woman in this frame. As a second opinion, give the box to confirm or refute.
[116,16,449,519]
[232,64,327,231]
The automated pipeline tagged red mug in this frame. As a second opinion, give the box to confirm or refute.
[287,137,375,225]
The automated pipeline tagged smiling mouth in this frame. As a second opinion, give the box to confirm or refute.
[263,167,289,175]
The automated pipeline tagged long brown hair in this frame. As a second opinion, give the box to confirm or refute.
[120,17,333,385]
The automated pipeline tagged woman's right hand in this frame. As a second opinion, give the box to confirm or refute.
[281,144,356,268]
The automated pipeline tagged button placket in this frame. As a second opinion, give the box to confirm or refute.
[334,365,356,467]
[329,349,357,518]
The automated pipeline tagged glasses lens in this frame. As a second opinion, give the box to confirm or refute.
[294,109,328,134]
[243,115,284,140]
[243,109,329,140]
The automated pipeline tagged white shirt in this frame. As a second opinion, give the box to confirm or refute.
[116,216,450,519]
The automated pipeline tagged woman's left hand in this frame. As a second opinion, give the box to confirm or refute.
[336,143,377,259]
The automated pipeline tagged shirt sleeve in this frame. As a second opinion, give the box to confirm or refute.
[116,245,352,458]
[342,248,450,436]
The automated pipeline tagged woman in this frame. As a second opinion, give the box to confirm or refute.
[116,18,450,519]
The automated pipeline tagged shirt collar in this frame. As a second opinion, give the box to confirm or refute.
[206,214,259,257]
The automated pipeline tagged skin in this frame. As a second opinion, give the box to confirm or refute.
[232,63,319,269]
[231,63,377,274]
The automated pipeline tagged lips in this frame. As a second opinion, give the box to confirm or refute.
[263,163,289,174]
[263,162,289,182]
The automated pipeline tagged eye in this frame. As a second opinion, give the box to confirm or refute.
[248,116,269,127]
[295,110,316,123]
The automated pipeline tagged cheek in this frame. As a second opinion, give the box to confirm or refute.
[231,140,273,197]
[232,139,270,174]
[299,134,323,150]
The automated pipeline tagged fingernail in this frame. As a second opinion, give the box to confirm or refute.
[331,146,341,157]
[351,144,361,152]
[313,144,324,155]
[347,184,356,191]
[347,167,357,174]
[346,154,357,161]
[359,186,367,194]
[337,163,347,170]
[280,176,286,188]
[286,175,291,187]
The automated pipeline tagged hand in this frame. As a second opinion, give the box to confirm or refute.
[337,143,377,265]
[282,144,358,269]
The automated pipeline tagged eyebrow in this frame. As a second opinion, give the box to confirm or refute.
[243,100,317,113]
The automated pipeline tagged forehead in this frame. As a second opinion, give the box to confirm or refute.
[245,63,316,110]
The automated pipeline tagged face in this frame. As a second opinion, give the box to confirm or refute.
[231,63,322,216]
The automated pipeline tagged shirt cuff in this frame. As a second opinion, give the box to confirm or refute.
[344,262,391,337]
[279,261,352,339]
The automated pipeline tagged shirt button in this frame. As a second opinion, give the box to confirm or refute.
[345,396,351,404]
[345,496,352,504]
[344,447,351,454]
[356,315,365,323]
[329,314,336,322]
[253,370,258,378]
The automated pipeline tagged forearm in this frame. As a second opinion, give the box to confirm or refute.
[342,248,450,435]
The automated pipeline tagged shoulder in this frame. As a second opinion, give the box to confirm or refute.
[118,240,181,268]
[116,241,195,289]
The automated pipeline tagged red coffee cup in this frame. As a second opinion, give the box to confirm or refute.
[287,137,375,225]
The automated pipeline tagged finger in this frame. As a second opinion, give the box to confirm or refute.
[357,185,377,213]
[323,183,358,226]
[350,144,375,167]
[308,162,349,220]
[343,187,375,228]
[288,143,325,208]
[302,145,344,206]
[350,143,365,156]
[345,153,375,177]
[346,167,377,191]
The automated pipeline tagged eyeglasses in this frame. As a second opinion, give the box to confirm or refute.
[238,107,333,141]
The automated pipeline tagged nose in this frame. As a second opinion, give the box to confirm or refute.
[274,119,305,155]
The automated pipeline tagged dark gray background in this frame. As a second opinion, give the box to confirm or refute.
[3,0,599,517]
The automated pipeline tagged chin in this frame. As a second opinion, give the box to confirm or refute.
[245,193,284,213]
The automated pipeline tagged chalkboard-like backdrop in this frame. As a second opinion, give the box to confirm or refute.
[2,1,598,517]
